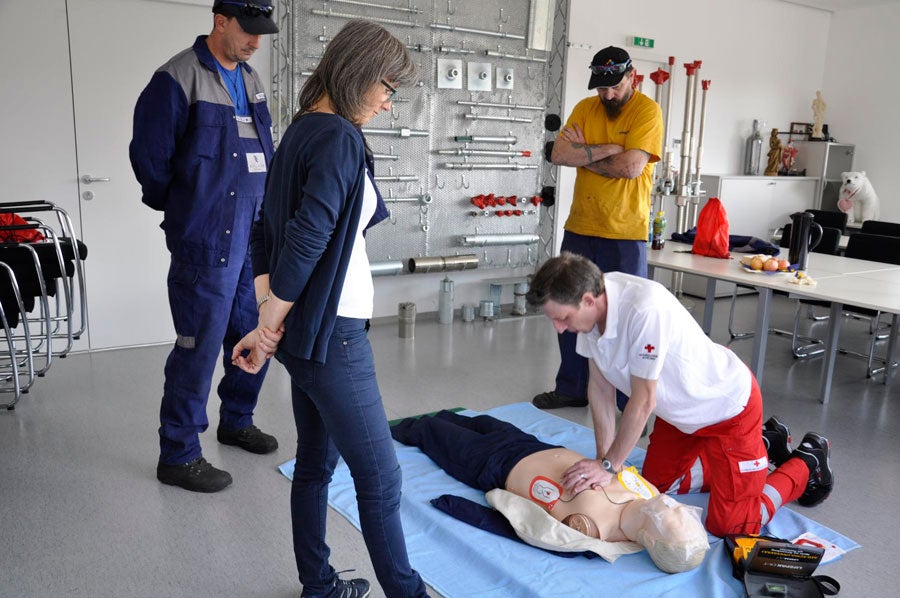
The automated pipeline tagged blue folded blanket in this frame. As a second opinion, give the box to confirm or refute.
[671,227,781,255]
[278,403,859,597]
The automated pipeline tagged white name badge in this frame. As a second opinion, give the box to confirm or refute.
[236,115,253,124]
[246,152,267,173]
[255,92,266,101]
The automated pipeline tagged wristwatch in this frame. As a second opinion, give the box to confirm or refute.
[600,457,617,474]
[256,292,270,310]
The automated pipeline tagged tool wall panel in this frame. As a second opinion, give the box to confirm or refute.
[273,0,555,271]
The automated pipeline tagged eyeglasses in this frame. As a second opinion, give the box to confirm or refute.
[589,58,632,75]
[220,1,274,18]
[381,79,398,101]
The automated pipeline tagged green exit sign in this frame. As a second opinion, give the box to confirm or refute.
[631,36,655,48]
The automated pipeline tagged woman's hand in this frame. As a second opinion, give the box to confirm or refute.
[232,326,283,373]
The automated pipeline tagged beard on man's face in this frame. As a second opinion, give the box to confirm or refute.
[600,88,633,120]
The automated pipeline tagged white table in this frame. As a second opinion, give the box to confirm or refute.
[648,242,900,404]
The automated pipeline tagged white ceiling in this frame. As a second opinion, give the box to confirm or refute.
[781,0,900,11]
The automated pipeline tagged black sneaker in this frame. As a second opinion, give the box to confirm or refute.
[217,424,278,454]
[762,416,792,467]
[791,432,834,507]
[532,390,588,409]
[301,574,371,598]
[157,456,232,493]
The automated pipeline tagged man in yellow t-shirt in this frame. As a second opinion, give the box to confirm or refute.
[534,46,662,411]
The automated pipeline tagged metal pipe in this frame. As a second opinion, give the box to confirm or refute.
[677,63,697,213]
[460,233,540,246]
[438,45,475,55]
[373,175,419,182]
[484,49,547,63]
[664,56,675,153]
[372,153,399,161]
[463,114,533,123]
[362,127,429,137]
[689,80,711,229]
[370,260,404,277]
[453,135,517,144]
[326,0,422,14]
[384,194,432,204]
[430,22,525,40]
[456,100,544,111]
[441,162,537,170]
[408,254,479,273]
[436,148,532,157]
[312,8,416,27]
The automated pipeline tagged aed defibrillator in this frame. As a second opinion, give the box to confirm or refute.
[724,534,840,598]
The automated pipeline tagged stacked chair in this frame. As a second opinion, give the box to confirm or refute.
[0,201,88,409]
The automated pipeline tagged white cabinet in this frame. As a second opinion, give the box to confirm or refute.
[792,141,855,212]
[653,175,818,297]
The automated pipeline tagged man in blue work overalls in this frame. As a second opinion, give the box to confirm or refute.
[130,1,279,492]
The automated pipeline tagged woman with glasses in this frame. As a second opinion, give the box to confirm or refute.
[232,19,428,598]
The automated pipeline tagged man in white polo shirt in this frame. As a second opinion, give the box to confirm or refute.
[525,252,834,537]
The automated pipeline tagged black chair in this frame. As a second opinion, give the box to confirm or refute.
[728,225,842,353]
[835,233,900,377]
[860,219,900,237]
[805,209,848,235]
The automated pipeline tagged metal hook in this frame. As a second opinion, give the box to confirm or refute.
[482,250,493,265]
[498,8,510,23]
[388,209,397,225]
[435,174,445,189]
[391,103,401,120]
[459,174,470,189]
[505,248,513,267]
[447,0,455,15]
[526,65,537,80]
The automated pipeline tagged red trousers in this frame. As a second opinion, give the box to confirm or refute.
[641,373,807,536]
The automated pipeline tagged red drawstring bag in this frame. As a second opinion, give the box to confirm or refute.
[0,213,45,243]
[692,197,730,258]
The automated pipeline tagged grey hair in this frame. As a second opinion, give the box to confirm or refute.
[525,251,605,308]
[295,19,417,124]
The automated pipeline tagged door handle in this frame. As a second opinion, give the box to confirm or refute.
[81,174,110,184]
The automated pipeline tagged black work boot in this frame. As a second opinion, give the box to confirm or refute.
[791,432,834,507]
[157,456,232,493]
[762,416,793,467]
[217,424,278,454]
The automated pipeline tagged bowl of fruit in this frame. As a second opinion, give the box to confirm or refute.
[738,254,792,274]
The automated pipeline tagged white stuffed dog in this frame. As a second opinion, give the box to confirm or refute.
[837,171,880,224]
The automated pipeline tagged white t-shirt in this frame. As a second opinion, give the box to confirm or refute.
[336,170,376,318]
[576,272,750,434]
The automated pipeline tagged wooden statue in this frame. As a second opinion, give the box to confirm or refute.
[765,128,782,176]
[811,91,827,139]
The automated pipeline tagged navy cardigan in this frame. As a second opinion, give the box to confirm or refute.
[250,112,388,363]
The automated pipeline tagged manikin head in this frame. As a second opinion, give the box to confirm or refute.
[621,494,710,573]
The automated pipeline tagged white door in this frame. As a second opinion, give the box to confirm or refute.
[67,0,213,349]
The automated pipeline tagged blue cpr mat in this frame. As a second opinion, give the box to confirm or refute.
[278,402,859,597]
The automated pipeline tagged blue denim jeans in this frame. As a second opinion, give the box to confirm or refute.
[276,317,427,598]
[556,231,648,411]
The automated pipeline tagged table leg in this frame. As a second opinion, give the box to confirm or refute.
[818,302,843,404]
[884,313,898,387]
[702,278,716,335]
[751,288,773,384]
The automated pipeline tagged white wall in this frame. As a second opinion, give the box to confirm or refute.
[553,0,832,250]
[823,4,900,222]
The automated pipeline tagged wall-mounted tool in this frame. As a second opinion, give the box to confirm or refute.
[467,62,492,92]
[453,135,518,144]
[430,22,525,40]
[463,113,532,123]
[362,127,429,137]
[437,58,463,89]
[441,162,537,170]
[456,100,543,111]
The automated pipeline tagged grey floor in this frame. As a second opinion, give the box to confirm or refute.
[2,291,898,597]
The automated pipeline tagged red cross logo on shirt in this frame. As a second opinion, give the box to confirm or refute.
[644,344,655,353]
